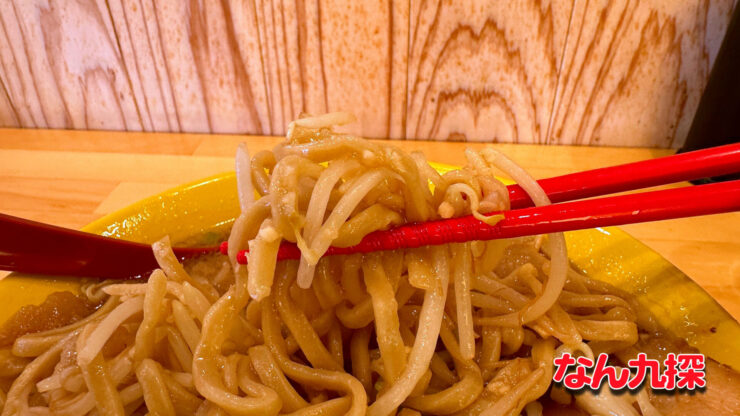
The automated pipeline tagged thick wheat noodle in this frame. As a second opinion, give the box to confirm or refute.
[575,387,642,416]
[312,260,343,309]
[193,287,282,416]
[134,270,167,363]
[171,300,200,352]
[163,324,192,372]
[403,317,483,414]
[222,354,240,394]
[635,389,663,416]
[480,148,568,325]
[363,255,406,383]
[76,296,143,366]
[327,321,344,366]
[163,370,192,388]
[406,361,481,413]
[545,304,583,346]
[228,199,272,256]
[269,155,323,239]
[246,219,282,301]
[260,295,367,416]
[153,238,219,303]
[434,169,480,207]
[409,152,443,189]
[283,396,352,416]
[136,359,175,415]
[297,159,362,286]
[349,325,374,394]
[0,116,659,416]
[275,138,433,222]
[558,292,634,310]
[182,281,212,321]
[429,353,458,385]
[444,183,503,226]
[575,320,638,343]
[229,198,272,307]
[473,273,530,306]
[481,366,547,416]
[275,263,342,371]
[52,389,96,416]
[248,345,308,412]
[300,168,396,287]
[335,298,373,328]
[2,331,78,416]
[479,325,502,380]
[368,247,449,416]
[282,308,335,355]
[76,324,125,416]
[236,143,255,212]
[452,243,476,360]
[247,150,274,196]
[161,371,202,413]
[332,204,403,248]
[103,279,181,299]
[340,255,366,304]
[470,292,516,313]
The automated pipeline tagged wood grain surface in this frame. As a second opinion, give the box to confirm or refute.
[1,128,738,320]
[0,0,736,147]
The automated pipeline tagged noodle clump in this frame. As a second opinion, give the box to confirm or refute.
[0,113,662,415]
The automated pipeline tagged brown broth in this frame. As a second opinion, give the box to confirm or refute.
[0,291,98,347]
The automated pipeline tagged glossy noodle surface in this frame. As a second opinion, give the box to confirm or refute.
[1,114,736,416]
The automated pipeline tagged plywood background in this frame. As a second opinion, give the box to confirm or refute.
[0,0,735,147]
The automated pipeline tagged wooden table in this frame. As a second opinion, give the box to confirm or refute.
[1,129,738,320]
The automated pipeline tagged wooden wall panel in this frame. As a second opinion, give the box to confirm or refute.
[316,0,408,138]
[0,0,406,137]
[0,76,17,127]
[405,0,574,143]
[548,0,736,147]
[0,0,735,147]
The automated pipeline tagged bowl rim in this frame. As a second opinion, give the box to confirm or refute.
[5,166,740,371]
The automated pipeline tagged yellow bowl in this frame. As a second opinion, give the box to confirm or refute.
[2,165,739,371]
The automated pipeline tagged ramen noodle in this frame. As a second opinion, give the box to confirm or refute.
[0,113,724,415]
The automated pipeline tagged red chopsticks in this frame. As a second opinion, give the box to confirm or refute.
[226,143,740,264]
[2,143,738,280]
[507,142,740,209]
